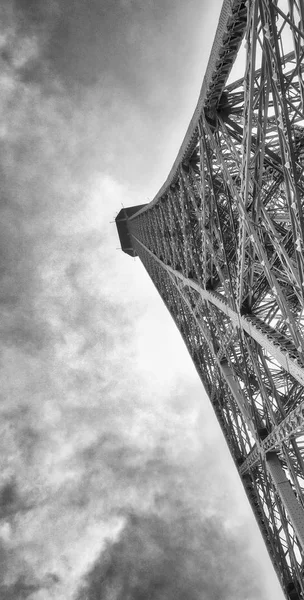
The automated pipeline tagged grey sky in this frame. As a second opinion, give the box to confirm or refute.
[0,1,284,599]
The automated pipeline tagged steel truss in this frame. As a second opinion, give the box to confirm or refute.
[117,1,304,597]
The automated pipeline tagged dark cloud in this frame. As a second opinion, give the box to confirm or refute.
[0,1,283,599]
[1,0,224,190]
[0,481,18,516]
[0,577,41,600]
[0,572,61,600]
[12,0,216,95]
[76,509,262,600]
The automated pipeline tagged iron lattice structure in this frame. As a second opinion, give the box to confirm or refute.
[116,1,304,598]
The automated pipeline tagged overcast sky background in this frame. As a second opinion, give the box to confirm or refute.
[0,1,285,599]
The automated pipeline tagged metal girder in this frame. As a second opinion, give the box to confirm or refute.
[133,237,304,390]
[267,452,304,550]
[117,0,304,597]
[130,237,304,594]
[240,400,304,474]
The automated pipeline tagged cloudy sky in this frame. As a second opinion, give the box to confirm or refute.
[0,1,285,599]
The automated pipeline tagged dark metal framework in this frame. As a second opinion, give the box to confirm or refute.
[116,1,304,597]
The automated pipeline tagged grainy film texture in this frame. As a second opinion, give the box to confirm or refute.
[116,1,304,598]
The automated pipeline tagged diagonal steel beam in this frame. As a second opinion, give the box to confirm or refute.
[133,236,304,389]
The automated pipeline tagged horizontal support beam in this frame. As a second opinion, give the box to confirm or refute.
[240,399,304,474]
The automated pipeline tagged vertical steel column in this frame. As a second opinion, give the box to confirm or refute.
[266,452,304,549]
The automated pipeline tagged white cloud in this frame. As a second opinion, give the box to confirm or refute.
[0,2,284,599]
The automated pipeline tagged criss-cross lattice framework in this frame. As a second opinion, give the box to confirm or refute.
[116,1,304,598]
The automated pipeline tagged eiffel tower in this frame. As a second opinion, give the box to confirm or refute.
[115,1,304,597]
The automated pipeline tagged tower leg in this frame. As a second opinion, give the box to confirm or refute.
[267,452,304,550]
